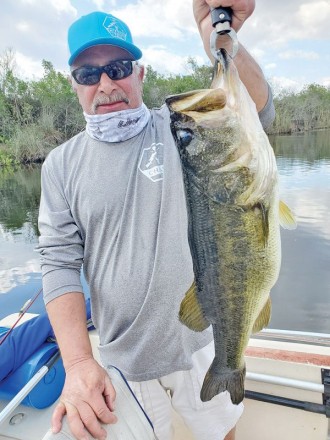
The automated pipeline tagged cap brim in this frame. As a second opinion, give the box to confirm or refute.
[68,38,142,65]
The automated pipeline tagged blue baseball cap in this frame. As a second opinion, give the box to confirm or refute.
[68,12,142,65]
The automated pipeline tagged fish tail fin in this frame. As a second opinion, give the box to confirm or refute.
[200,361,246,405]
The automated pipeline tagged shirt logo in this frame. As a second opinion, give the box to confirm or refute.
[138,142,164,182]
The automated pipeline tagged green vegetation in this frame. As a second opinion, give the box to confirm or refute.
[269,84,330,135]
[0,49,329,164]
[0,49,83,165]
[0,148,18,168]
[143,58,213,108]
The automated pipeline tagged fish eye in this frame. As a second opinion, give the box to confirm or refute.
[177,129,193,147]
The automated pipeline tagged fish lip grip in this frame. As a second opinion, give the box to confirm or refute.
[210,7,238,60]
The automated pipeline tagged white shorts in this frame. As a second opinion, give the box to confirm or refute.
[129,341,244,440]
[42,342,243,440]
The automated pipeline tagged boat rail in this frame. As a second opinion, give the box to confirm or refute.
[246,330,330,419]
[246,371,325,393]
[253,328,330,347]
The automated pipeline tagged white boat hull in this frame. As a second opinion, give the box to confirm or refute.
[237,336,330,440]
[0,315,329,440]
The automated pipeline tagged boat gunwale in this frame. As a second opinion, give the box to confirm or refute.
[253,328,330,347]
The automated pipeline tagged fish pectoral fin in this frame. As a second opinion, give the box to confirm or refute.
[179,282,210,332]
[252,297,272,333]
[279,200,297,230]
[258,202,270,246]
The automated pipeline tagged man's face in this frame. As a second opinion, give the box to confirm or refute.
[71,45,144,115]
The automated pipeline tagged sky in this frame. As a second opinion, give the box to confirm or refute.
[0,0,329,94]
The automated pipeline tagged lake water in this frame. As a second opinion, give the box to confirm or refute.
[0,129,329,333]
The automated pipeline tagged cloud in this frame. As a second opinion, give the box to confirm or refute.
[141,45,204,76]
[239,0,330,50]
[268,76,305,95]
[265,63,277,71]
[16,21,30,32]
[49,0,76,14]
[111,0,196,40]
[279,50,320,60]
[0,0,328,85]
[15,51,45,79]
[0,0,77,74]
[91,0,106,9]
[298,1,330,38]
[249,48,266,63]
[92,0,117,7]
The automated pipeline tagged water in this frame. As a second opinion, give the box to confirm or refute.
[269,129,330,333]
[0,129,330,333]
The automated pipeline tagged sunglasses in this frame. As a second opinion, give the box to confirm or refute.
[71,60,134,86]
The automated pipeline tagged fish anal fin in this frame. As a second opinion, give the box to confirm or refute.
[179,282,210,332]
[252,297,272,334]
[279,200,297,230]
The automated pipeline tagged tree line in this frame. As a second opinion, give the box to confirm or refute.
[0,49,329,166]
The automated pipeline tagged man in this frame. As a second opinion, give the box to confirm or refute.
[38,1,274,439]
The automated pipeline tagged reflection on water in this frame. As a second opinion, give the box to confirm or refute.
[0,167,40,237]
[0,167,44,315]
[0,130,330,333]
[270,128,330,162]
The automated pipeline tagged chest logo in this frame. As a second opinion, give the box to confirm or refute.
[138,142,164,182]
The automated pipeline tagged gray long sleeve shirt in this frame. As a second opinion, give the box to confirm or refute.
[38,96,274,381]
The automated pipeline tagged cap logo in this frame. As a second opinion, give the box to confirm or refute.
[103,16,127,41]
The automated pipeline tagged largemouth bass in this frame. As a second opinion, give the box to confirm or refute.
[166,50,295,405]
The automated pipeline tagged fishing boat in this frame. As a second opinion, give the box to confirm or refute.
[0,310,329,440]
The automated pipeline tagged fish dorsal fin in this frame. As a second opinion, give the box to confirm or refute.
[179,282,210,332]
[279,200,297,230]
[252,297,272,333]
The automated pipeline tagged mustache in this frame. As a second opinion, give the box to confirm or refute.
[92,93,129,113]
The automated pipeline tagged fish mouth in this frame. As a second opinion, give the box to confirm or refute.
[166,88,227,115]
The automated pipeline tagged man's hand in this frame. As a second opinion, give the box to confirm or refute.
[52,358,117,440]
[192,0,270,112]
[193,0,255,60]
[193,0,255,35]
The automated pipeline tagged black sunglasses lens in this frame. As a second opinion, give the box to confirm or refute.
[72,66,101,85]
[72,60,133,85]
[104,60,133,80]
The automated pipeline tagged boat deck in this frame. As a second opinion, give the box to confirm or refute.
[0,316,329,440]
